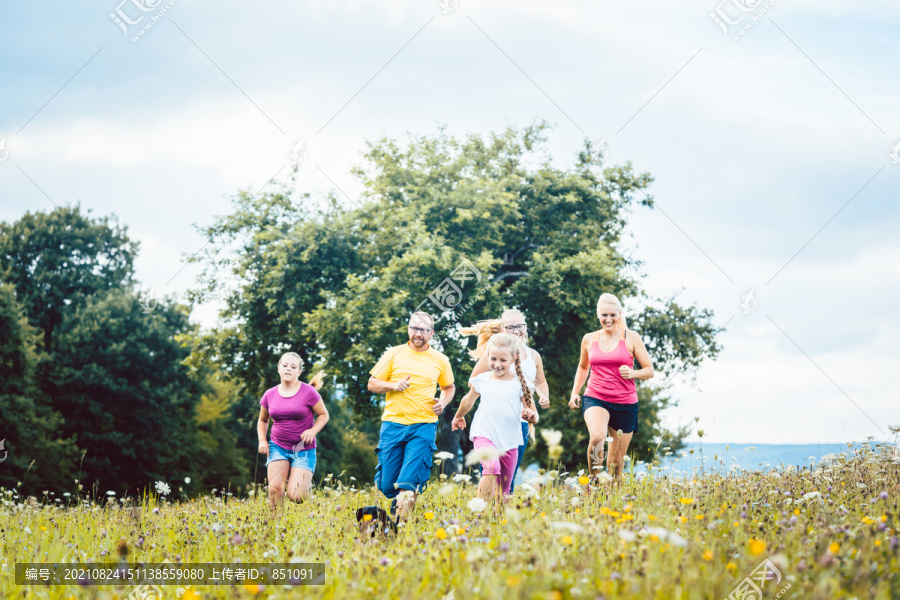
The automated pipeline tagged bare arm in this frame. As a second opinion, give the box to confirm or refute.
[368,375,411,394]
[532,350,550,409]
[569,333,592,408]
[621,332,655,381]
[433,384,456,415]
[257,407,270,454]
[300,400,330,444]
[452,384,480,428]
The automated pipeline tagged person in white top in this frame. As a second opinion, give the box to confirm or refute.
[461,309,550,493]
[451,333,539,504]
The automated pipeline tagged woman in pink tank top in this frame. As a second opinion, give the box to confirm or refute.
[569,293,655,483]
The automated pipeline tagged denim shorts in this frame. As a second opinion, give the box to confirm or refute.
[266,442,317,473]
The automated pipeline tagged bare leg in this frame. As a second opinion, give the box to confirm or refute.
[584,407,611,479]
[477,474,500,504]
[267,461,290,512]
[396,492,417,523]
[607,428,634,482]
[285,468,313,503]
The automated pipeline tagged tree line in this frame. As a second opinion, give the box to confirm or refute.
[0,123,721,495]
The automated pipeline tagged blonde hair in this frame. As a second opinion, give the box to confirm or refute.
[486,332,536,441]
[459,319,504,360]
[278,352,326,391]
[485,333,533,409]
[596,293,627,331]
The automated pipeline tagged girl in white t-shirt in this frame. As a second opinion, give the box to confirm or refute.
[452,333,538,502]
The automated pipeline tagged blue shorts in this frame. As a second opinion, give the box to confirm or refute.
[374,421,437,499]
[266,442,317,473]
[582,396,639,435]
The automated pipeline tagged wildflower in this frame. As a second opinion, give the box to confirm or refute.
[184,477,191,484]
[829,542,840,554]
[362,514,373,522]
[434,451,454,461]
[703,550,713,561]
[680,498,694,505]
[578,475,590,485]
[540,429,563,446]
[106,491,116,496]
[452,474,472,484]
[152,507,160,515]
[561,536,573,545]
[436,528,447,540]
[551,522,585,534]
[618,530,636,542]
[154,481,171,496]
[468,498,487,513]
[379,557,390,566]
[748,538,766,556]
[424,512,435,520]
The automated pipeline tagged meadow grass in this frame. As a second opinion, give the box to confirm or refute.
[2,443,898,599]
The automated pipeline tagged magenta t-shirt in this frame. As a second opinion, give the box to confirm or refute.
[260,384,322,451]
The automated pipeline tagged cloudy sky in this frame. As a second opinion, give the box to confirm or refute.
[2,0,898,445]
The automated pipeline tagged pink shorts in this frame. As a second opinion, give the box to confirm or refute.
[473,437,519,496]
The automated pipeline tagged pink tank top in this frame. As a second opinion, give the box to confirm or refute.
[585,329,637,404]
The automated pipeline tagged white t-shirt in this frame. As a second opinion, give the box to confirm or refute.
[469,372,526,452]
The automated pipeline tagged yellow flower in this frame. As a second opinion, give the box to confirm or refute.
[183,590,199,600]
[679,516,688,524]
[624,504,632,512]
[793,509,800,516]
[540,512,547,519]
[506,576,521,586]
[609,510,621,518]
[242,584,260,594]
[726,562,737,571]
[650,535,660,542]
[733,521,739,527]
[424,512,434,520]
[703,550,714,561]
[881,515,887,522]
[457,527,465,535]
[648,515,657,522]
[561,536,573,545]
[695,514,705,520]
[862,516,875,525]
[680,498,694,505]
[578,476,590,485]
[40,526,47,532]
[551,592,563,600]
[362,514,373,522]
[748,538,766,556]
[829,542,840,554]
[436,528,447,540]
[575,508,581,514]
[875,540,882,547]
[501,519,508,524]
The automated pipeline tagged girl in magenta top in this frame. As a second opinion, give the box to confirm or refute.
[257,352,329,510]
[569,293,655,484]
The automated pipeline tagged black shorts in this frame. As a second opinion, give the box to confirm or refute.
[582,395,638,435]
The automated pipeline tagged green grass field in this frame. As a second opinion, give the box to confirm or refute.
[2,443,898,599]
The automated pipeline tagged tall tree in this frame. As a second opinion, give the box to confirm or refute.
[190,123,722,473]
[0,204,138,351]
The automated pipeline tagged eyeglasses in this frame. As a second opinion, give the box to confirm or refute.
[504,324,527,332]
[409,326,432,334]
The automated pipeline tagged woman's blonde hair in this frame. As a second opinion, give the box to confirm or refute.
[459,319,504,360]
[278,352,326,391]
[596,293,627,331]
[485,333,535,438]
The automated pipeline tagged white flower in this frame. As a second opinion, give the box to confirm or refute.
[106,491,116,496]
[540,429,563,446]
[667,532,688,547]
[618,530,636,542]
[24,526,32,534]
[466,547,488,562]
[154,481,171,496]
[453,473,472,483]
[465,447,501,466]
[597,472,614,483]
[438,484,455,496]
[551,521,585,534]
[434,451,454,461]
[798,491,821,503]
[518,483,537,497]
[468,497,488,513]
[211,523,221,532]
[184,477,191,484]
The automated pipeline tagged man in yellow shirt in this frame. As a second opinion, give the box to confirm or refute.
[368,311,456,522]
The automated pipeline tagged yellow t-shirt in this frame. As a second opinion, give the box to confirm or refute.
[370,343,455,425]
